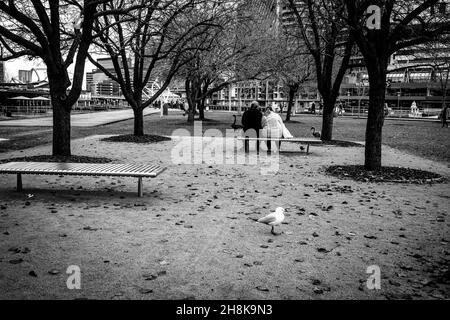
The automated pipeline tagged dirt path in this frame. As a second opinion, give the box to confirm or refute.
[0,135,448,299]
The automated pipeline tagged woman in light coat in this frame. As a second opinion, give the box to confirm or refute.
[261,106,293,151]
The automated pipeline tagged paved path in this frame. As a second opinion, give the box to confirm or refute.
[0,108,160,127]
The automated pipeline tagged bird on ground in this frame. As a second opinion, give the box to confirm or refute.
[257,207,285,236]
[311,127,321,138]
[231,115,243,131]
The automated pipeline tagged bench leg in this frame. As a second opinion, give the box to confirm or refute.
[306,144,310,155]
[17,174,23,192]
[138,178,143,197]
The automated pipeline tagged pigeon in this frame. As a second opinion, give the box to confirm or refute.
[311,127,321,138]
[257,207,285,235]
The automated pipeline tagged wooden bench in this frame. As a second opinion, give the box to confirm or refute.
[237,137,323,154]
[0,162,166,197]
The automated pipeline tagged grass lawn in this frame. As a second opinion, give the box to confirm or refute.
[0,110,448,163]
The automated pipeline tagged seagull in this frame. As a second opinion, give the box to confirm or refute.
[257,207,285,235]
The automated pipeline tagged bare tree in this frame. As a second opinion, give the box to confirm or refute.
[286,0,354,141]
[0,0,117,156]
[89,0,227,135]
[344,0,450,170]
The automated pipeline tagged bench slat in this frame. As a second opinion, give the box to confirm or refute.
[113,163,131,173]
[141,164,159,173]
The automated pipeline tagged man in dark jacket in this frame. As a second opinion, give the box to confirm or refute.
[242,101,263,153]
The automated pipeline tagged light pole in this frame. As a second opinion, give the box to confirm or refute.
[397,91,401,117]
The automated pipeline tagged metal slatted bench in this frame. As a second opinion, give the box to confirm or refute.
[0,162,166,197]
[237,137,323,154]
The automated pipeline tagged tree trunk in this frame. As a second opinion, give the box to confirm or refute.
[285,85,297,122]
[49,74,72,157]
[365,72,386,171]
[52,99,71,157]
[187,110,195,123]
[320,99,335,141]
[133,107,144,136]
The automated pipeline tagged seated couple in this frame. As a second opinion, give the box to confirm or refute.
[241,101,293,153]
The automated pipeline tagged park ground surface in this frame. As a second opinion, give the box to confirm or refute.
[0,111,449,163]
[0,111,449,299]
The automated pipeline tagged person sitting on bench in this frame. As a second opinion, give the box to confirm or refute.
[261,106,293,152]
[242,101,263,153]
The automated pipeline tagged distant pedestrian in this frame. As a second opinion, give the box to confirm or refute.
[311,102,316,114]
[442,105,449,128]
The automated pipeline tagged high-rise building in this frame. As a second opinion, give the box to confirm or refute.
[87,58,123,96]
[86,72,94,92]
[210,0,281,109]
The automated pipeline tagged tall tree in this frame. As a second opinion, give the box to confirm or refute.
[0,0,114,156]
[89,0,226,136]
[344,0,450,170]
[286,0,354,141]
[274,32,313,122]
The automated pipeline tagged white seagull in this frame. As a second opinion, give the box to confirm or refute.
[257,207,285,235]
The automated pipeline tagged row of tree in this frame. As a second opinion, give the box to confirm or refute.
[0,0,250,153]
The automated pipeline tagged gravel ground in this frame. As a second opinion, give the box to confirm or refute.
[0,135,449,300]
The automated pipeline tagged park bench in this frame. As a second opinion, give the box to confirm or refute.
[0,162,166,197]
[237,137,323,154]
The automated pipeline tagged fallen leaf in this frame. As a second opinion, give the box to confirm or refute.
[9,258,23,264]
